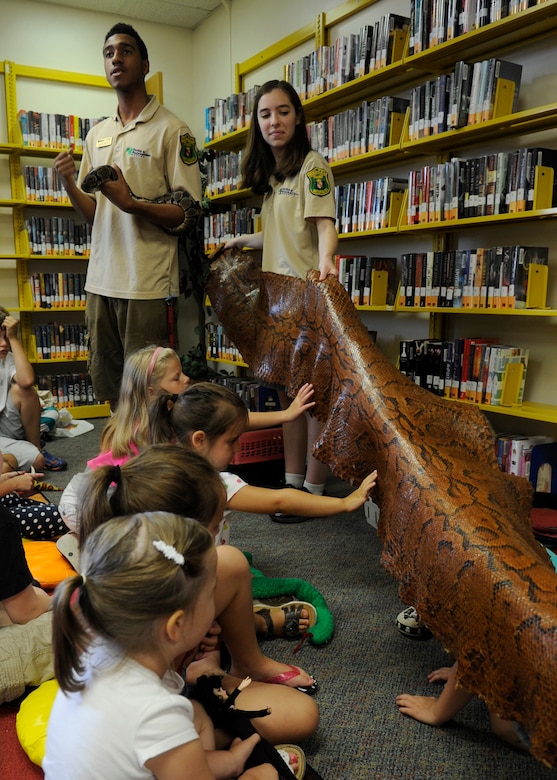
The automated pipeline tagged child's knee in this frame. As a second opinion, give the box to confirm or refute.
[10,383,40,412]
[216,545,251,577]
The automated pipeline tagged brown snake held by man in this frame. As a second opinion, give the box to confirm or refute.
[207,248,557,766]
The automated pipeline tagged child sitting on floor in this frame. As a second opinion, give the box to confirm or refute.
[0,502,54,703]
[44,510,291,780]
[76,445,319,743]
[0,307,66,473]
[58,345,320,695]
[149,382,377,647]
[59,344,313,531]
[150,382,377,540]
[0,503,51,627]
[0,452,67,540]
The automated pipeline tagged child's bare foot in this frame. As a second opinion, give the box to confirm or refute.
[231,656,318,695]
[253,600,316,639]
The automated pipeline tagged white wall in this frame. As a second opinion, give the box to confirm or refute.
[0,0,194,122]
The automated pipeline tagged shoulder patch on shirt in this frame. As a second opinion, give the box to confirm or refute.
[180,133,198,166]
[307,167,331,197]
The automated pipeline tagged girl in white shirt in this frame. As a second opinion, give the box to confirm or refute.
[44,510,282,780]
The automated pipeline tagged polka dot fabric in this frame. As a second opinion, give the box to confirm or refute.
[0,494,66,540]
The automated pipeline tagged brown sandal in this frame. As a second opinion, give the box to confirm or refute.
[253,600,317,639]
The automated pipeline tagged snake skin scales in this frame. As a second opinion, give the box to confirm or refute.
[206,248,557,766]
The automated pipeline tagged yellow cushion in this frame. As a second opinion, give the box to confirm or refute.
[22,540,75,589]
[16,678,59,767]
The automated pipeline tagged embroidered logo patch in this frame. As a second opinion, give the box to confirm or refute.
[307,167,331,197]
[180,133,198,165]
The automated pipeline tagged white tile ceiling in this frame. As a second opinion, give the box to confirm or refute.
[31,0,224,29]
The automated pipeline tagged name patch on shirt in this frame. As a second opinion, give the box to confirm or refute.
[307,167,331,197]
[96,137,113,148]
[126,147,151,158]
[277,187,297,197]
[180,133,198,165]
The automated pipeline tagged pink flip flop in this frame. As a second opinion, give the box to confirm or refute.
[263,664,318,696]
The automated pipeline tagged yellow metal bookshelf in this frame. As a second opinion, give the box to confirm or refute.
[0,61,161,419]
[207,1,557,143]
[203,0,557,427]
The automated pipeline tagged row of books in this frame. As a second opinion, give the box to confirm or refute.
[408,57,521,140]
[205,149,244,197]
[17,110,104,150]
[409,0,546,55]
[36,373,98,408]
[204,93,409,192]
[32,322,88,361]
[406,147,557,225]
[206,322,243,363]
[202,2,544,143]
[335,178,407,234]
[205,59,520,188]
[308,96,409,163]
[336,255,397,307]
[286,14,410,100]
[399,337,529,406]
[213,375,281,414]
[204,85,260,144]
[23,165,71,204]
[495,433,554,478]
[29,272,87,309]
[203,206,261,251]
[399,245,548,310]
[25,216,92,256]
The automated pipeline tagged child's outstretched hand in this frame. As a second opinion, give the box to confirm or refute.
[341,470,378,513]
[396,692,441,725]
[397,662,469,727]
[427,666,453,684]
[282,383,315,422]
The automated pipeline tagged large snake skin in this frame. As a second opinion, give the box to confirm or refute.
[206,249,557,766]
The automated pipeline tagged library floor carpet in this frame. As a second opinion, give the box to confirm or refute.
[3,420,557,779]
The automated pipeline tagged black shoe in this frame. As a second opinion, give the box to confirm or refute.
[270,485,311,524]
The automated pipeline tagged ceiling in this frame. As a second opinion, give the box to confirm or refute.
[31,0,225,29]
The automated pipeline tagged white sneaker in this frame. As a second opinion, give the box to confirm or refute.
[396,606,432,639]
